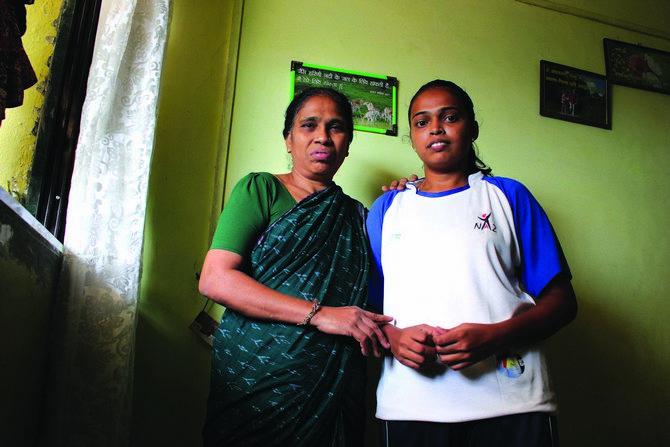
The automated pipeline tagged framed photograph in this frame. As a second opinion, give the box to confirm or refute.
[604,38,670,95]
[290,61,398,136]
[540,60,611,130]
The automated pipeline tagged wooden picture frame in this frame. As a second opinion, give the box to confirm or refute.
[540,60,611,130]
[604,38,670,95]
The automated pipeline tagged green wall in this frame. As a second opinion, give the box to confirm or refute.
[135,1,670,445]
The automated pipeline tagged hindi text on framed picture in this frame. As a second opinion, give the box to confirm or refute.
[290,61,398,136]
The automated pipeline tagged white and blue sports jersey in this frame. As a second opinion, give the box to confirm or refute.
[367,171,571,422]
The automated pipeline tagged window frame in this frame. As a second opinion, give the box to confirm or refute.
[25,0,102,242]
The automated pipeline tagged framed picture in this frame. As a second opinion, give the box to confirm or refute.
[290,61,398,136]
[540,60,611,130]
[604,38,670,95]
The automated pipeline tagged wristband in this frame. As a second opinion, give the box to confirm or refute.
[298,299,321,326]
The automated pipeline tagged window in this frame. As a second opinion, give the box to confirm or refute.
[2,0,101,241]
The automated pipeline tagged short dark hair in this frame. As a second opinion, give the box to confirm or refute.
[409,80,492,175]
[283,88,354,143]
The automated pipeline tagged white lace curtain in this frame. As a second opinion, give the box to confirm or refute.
[43,0,171,445]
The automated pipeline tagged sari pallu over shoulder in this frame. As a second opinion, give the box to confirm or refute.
[204,184,370,447]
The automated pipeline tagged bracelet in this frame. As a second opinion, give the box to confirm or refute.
[298,299,321,326]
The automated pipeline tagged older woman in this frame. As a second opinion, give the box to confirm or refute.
[199,88,392,447]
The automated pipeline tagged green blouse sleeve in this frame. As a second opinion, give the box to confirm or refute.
[210,172,295,256]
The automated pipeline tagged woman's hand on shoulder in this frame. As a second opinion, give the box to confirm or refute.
[381,174,419,192]
[385,324,438,370]
[310,306,393,357]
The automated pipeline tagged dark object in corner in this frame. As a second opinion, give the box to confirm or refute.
[190,310,219,347]
[0,0,38,125]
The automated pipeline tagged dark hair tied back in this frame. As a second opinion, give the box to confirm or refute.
[409,80,492,176]
[283,88,354,143]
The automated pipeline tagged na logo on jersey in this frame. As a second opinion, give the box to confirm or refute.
[474,212,497,232]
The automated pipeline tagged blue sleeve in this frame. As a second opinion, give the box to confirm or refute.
[485,177,571,297]
[365,191,399,313]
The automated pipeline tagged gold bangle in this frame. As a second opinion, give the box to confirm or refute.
[298,299,321,326]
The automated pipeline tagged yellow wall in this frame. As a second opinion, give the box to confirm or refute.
[0,1,63,201]
[136,1,670,445]
[547,0,670,34]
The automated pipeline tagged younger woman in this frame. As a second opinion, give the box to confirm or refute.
[367,80,577,446]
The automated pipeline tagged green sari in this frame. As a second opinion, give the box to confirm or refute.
[203,184,369,447]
